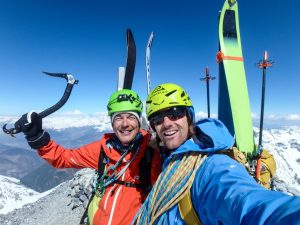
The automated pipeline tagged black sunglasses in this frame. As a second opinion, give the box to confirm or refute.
[149,107,186,127]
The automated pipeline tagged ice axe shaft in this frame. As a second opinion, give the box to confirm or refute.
[2,72,79,136]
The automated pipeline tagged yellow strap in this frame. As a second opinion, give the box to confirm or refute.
[178,191,202,225]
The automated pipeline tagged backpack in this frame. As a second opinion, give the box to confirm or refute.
[177,147,276,225]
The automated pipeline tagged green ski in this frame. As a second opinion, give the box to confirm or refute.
[218,0,255,154]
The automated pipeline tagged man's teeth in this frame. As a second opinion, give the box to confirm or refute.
[164,130,176,136]
[121,130,131,133]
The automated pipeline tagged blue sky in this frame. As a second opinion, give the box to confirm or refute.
[1,0,299,124]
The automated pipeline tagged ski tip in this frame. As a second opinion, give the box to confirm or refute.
[126,28,136,48]
[147,32,154,48]
[228,0,237,7]
[126,28,134,39]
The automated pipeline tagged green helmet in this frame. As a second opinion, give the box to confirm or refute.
[146,83,193,119]
[107,89,143,116]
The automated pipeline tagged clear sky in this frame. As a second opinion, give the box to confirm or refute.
[1,0,299,123]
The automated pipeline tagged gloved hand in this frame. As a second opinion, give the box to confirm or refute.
[14,112,50,149]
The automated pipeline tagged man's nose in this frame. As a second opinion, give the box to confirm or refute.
[120,118,129,126]
[161,116,173,126]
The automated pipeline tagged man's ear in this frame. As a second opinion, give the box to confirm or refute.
[188,124,195,138]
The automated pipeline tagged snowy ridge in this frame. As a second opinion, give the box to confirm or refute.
[254,126,300,194]
[0,175,53,214]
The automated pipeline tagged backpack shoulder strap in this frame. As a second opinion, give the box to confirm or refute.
[97,146,106,177]
[139,146,154,196]
[178,190,202,225]
[80,146,106,225]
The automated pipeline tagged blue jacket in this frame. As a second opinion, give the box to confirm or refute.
[159,118,300,225]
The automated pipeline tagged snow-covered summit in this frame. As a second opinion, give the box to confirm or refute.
[254,126,300,194]
[0,175,52,215]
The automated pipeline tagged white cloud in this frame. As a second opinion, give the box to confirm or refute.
[265,114,280,120]
[285,114,300,121]
[251,112,259,119]
[1,112,300,130]
[43,115,111,130]
[92,111,108,117]
[58,110,83,116]
[0,113,112,131]
[195,111,217,120]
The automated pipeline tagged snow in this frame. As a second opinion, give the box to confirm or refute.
[254,126,300,194]
[0,175,53,215]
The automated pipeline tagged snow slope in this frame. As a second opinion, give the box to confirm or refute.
[0,175,52,214]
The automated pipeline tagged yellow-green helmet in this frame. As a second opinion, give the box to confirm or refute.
[107,89,143,116]
[146,83,193,119]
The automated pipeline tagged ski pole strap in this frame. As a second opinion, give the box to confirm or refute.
[216,51,243,63]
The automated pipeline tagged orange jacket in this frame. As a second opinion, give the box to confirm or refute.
[38,129,161,225]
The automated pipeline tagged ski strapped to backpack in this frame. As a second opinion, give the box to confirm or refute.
[146,31,154,95]
[123,29,136,90]
[217,0,255,155]
[117,28,136,90]
[217,0,276,186]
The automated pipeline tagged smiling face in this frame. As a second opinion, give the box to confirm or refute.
[112,113,140,146]
[154,113,190,150]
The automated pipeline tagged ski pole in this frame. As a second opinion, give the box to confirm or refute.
[200,67,215,118]
[3,72,78,136]
[255,51,273,179]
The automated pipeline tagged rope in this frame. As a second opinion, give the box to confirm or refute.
[133,152,207,225]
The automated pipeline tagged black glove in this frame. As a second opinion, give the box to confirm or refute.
[14,112,50,149]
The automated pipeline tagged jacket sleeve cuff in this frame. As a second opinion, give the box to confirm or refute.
[26,130,50,149]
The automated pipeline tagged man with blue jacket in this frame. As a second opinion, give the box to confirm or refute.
[132,83,300,225]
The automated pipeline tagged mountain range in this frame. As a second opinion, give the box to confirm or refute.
[0,115,299,224]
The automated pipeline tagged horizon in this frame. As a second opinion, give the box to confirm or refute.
[1,111,300,129]
[1,0,299,119]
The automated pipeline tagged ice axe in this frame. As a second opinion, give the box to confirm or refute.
[2,71,79,137]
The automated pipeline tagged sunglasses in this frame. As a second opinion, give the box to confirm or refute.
[149,107,186,127]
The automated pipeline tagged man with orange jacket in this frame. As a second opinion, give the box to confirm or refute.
[15,89,161,225]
